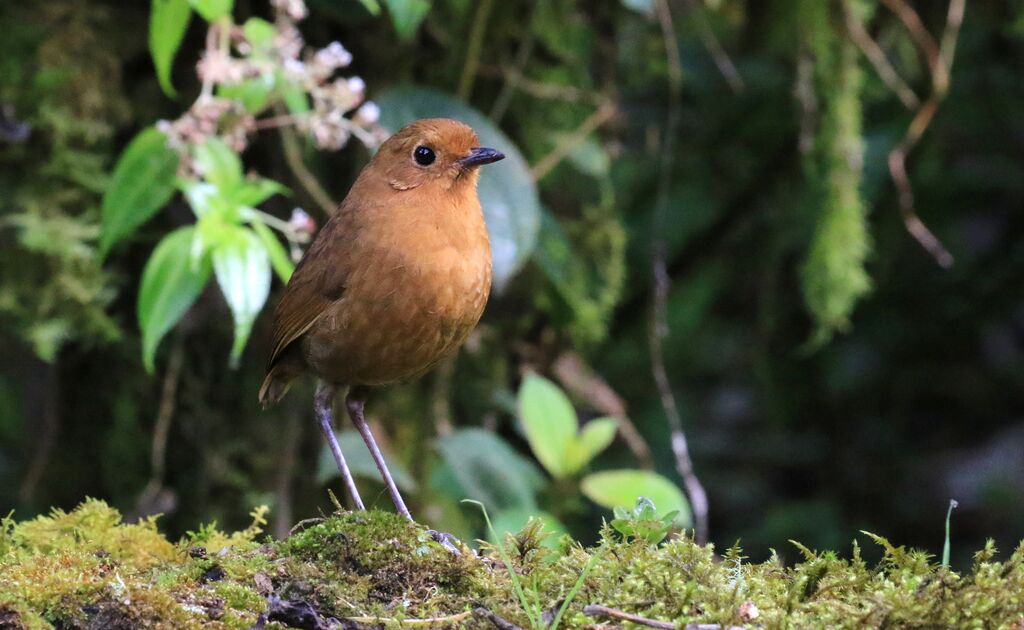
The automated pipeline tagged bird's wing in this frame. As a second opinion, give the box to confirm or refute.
[266,214,352,371]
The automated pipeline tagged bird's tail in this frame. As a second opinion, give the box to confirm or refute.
[258,364,297,408]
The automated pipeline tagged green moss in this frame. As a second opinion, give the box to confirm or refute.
[1,500,1023,628]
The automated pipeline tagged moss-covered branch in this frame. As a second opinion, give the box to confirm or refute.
[2,501,1023,628]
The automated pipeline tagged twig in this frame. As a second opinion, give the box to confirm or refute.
[683,0,744,93]
[552,351,653,469]
[529,101,616,181]
[881,0,966,268]
[880,0,942,78]
[149,338,184,487]
[474,607,523,630]
[276,105,337,216]
[272,404,301,539]
[583,605,674,629]
[489,5,538,123]
[480,65,608,106]
[842,0,919,110]
[135,338,185,513]
[18,361,59,503]
[253,112,307,130]
[583,605,744,630]
[650,0,710,545]
[458,0,494,100]
[347,610,474,626]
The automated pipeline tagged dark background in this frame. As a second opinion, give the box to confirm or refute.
[1,0,1022,568]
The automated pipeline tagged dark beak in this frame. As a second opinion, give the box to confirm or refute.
[459,147,505,167]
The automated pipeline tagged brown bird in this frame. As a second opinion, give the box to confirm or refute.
[259,118,504,522]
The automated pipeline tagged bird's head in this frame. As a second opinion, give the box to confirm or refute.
[372,118,505,192]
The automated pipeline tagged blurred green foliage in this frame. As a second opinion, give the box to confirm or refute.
[1,0,1023,575]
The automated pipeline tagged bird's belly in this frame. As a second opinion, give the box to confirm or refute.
[303,246,490,386]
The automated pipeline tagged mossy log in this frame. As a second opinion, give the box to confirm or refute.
[1,500,1022,628]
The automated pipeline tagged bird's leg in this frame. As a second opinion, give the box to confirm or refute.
[345,388,412,521]
[314,382,365,511]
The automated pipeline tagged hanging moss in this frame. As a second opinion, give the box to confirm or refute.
[2,500,1023,628]
[798,0,872,346]
[0,1,130,360]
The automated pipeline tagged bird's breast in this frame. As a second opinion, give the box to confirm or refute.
[304,200,491,386]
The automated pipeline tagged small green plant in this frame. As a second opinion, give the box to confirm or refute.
[609,496,678,545]
[517,373,691,527]
[462,499,599,630]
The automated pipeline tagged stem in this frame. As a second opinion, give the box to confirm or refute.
[529,101,616,182]
[276,108,337,216]
[457,0,494,100]
[650,0,709,545]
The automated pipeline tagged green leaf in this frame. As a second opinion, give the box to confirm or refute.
[280,78,311,114]
[242,17,274,47]
[382,0,431,41]
[564,135,610,177]
[218,74,276,112]
[355,0,381,15]
[249,220,294,282]
[581,469,692,527]
[517,373,578,479]
[375,86,540,293]
[316,429,416,492]
[194,137,243,191]
[181,181,218,218]
[212,226,271,366]
[149,0,192,97]
[233,178,288,207]
[435,428,544,512]
[621,0,653,16]
[100,128,180,257]
[564,417,617,475]
[138,227,211,372]
[189,0,233,21]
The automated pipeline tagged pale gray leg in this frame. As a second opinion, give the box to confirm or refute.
[314,382,365,510]
[346,389,412,520]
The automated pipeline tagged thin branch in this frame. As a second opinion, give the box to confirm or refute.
[480,65,608,106]
[940,0,967,74]
[650,0,710,546]
[18,361,59,504]
[529,101,616,181]
[276,105,337,216]
[683,0,744,93]
[457,0,494,100]
[474,607,524,630]
[489,6,538,123]
[149,338,184,486]
[552,351,654,469]
[881,0,966,268]
[272,404,301,539]
[347,610,475,626]
[880,0,941,74]
[136,338,185,511]
[253,112,307,130]
[584,605,745,630]
[583,605,674,629]
[843,0,920,110]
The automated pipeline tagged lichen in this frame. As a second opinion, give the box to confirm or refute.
[1,500,1022,629]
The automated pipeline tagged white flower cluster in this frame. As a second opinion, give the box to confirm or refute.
[161,0,383,158]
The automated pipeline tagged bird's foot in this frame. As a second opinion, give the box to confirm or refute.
[428,529,463,555]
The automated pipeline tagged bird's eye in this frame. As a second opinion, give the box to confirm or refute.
[413,146,436,166]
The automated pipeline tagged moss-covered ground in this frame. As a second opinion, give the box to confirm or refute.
[1,500,1023,629]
